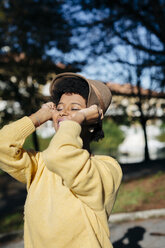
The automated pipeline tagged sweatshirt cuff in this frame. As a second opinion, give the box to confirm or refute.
[11,116,35,139]
[58,120,82,136]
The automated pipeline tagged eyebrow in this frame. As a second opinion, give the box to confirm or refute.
[58,102,82,106]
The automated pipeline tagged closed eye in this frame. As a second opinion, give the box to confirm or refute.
[57,108,63,111]
[71,108,80,111]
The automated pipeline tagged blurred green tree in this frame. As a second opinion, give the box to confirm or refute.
[0,0,78,149]
[91,118,125,157]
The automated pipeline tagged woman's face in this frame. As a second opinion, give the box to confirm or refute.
[53,93,86,131]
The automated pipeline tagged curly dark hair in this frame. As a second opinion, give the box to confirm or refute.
[51,77,89,105]
[51,76,104,142]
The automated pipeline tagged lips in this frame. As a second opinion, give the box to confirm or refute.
[57,118,68,127]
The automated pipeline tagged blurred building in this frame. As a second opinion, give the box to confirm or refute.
[105,82,165,162]
[106,82,165,119]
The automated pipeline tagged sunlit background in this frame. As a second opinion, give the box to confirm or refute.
[0,0,165,246]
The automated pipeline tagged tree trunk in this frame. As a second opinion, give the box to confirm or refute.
[32,131,39,151]
[140,115,150,162]
[136,70,150,162]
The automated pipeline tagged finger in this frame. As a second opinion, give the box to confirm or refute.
[44,102,56,110]
[46,102,53,108]
[97,107,103,121]
[41,103,47,109]
[49,102,56,109]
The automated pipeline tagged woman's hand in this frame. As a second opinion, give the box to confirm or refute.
[29,102,56,128]
[71,105,103,125]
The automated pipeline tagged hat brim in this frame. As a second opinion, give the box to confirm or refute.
[50,72,112,114]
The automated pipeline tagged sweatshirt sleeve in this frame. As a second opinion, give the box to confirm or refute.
[0,117,38,187]
[42,120,122,211]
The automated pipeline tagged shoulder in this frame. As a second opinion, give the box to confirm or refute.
[92,155,121,171]
[92,155,122,187]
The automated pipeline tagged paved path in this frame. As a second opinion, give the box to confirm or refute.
[110,217,165,248]
[1,217,165,248]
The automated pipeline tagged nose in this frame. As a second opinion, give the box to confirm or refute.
[59,108,69,116]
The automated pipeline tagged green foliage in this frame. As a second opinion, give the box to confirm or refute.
[0,212,23,233]
[23,134,52,151]
[23,134,35,150]
[157,122,165,142]
[38,136,52,151]
[160,122,165,130]
[91,118,125,156]
[157,133,165,142]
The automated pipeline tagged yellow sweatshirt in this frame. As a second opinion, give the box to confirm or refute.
[0,117,122,248]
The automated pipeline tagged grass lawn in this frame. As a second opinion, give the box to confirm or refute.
[112,170,165,213]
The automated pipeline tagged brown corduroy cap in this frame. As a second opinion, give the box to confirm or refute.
[50,72,112,114]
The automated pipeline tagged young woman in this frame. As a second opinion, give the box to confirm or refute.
[0,72,122,248]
